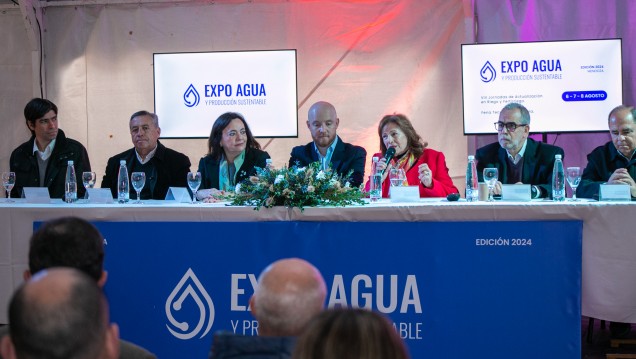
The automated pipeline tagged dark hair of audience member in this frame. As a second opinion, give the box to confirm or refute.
[207,112,261,160]
[28,217,104,282]
[23,98,58,135]
[292,308,410,359]
[9,269,109,359]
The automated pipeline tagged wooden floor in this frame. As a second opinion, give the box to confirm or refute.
[584,317,636,359]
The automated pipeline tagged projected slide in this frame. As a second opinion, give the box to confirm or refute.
[462,39,622,134]
[154,50,298,138]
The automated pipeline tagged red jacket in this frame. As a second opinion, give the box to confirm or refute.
[365,148,459,198]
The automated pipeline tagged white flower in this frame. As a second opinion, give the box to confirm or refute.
[316,171,326,180]
[329,178,338,186]
[296,167,306,172]
[235,183,242,194]
[344,181,351,188]
[274,174,284,184]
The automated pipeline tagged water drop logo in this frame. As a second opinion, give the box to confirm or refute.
[165,268,214,340]
[480,61,496,83]
[183,84,200,107]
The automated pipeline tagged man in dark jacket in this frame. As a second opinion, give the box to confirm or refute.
[101,111,191,200]
[9,98,91,199]
[289,101,366,188]
[476,102,564,199]
[209,258,326,359]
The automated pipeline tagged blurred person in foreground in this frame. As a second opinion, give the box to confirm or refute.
[9,98,91,199]
[364,113,458,197]
[197,112,270,202]
[0,268,120,359]
[289,101,366,188]
[475,102,564,199]
[0,217,156,359]
[577,105,636,201]
[102,110,191,200]
[209,258,327,359]
[292,308,410,359]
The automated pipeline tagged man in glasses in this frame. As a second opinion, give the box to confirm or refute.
[475,102,564,199]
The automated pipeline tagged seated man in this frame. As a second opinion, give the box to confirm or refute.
[476,102,564,199]
[102,111,191,200]
[210,258,327,359]
[0,268,120,359]
[289,101,366,188]
[577,105,636,200]
[9,98,91,199]
[0,217,156,359]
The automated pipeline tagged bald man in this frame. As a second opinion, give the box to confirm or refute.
[0,268,120,359]
[210,258,326,359]
[289,101,366,188]
[578,105,636,200]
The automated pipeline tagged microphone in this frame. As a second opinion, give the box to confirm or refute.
[381,147,396,175]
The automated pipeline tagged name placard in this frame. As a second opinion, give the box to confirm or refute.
[501,184,531,201]
[165,187,191,203]
[599,184,631,201]
[389,186,420,203]
[22,187,50,204]
[87,188,114,204]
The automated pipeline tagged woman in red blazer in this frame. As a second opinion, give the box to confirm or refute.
[364,114,458,198]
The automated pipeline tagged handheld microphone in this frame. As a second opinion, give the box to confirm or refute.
[381,147,396,175]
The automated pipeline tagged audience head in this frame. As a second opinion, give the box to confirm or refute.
[377,113,426,158]
[207,112,260,160]
[23,98,59,144]
[129,110,161,158]
[307,101,339,151]
[292,308,409,359]
[0,268,120,359]
[27,217,106,286]
[497,102,530,155]
[249,258,327,336]
[608,105,636,158]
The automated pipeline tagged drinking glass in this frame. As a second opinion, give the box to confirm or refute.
[2,172,15,202]
[566,166,582,201]
[389,168,402,187]
[482,167,498,202]
[130,172,146,204]
[82,171,96,199]
[187,172,202,204]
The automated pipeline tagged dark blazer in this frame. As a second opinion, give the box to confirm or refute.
[9,129,91,199]
[101,141,191,200]
[198,148,270,190]
[577,141,636,200]
[475,138,564,198]
[288,137,367,188]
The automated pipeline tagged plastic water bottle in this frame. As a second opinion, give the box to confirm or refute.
[466,155,478,202]
[369,157,382,202]
[64,160,77,203]
[552,154,565,201]
[117,160,130,203]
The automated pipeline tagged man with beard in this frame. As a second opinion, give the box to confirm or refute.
[476,102,564,199]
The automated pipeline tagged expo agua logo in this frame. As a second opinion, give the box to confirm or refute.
[480,61,496,83]
[183,84,201,107]
[165,268,214,340]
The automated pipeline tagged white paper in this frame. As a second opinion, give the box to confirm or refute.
[22,187,51,204]
[165,187,192,203]
[389,186,420,203]
[599,184,631,201]
[501,184,531,201]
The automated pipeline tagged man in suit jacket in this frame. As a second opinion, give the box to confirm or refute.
[289,101,366,188]
[101,111,190,200]
[476,103,564,199]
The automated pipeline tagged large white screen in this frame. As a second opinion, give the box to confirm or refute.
[462,39,622,134]
[154,50,298,138]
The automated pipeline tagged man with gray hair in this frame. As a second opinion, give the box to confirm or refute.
[209,258,327,358]
[0,268,120,359]
[101,110,191,200]
[476,102,564,199]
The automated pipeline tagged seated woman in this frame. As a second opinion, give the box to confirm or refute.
[365,114,458,198]
[292,308,410,359]
[197,112,270,200]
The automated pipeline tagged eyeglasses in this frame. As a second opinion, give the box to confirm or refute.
[494,122,528,132]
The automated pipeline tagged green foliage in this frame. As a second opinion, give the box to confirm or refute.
[230,161,365,211]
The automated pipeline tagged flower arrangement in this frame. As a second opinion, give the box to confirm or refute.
[230,161,365,211]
